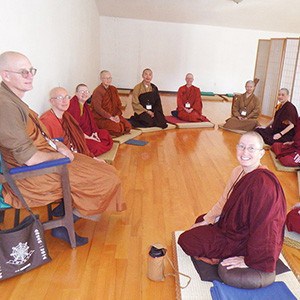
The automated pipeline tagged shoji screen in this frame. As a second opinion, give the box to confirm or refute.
[291,43,300,112]
[254,40,270,104]
[261,39,285,117]
[280,38,299,95]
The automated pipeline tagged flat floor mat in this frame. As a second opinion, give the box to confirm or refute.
[172,231,300,300]
[96,142,119,164]
[112,129,142,144]
[125,139,148,146]
[270,151,299,172]
[165,116,214,129]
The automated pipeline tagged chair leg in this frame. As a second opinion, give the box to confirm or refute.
[14,209,20,227]
[47,203,53,220]
[0,210,4,223]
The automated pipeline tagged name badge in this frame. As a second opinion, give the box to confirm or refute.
[185,102,191,108]
[46,138,58,151]
[146,104,152,110]
[240,110,247,116]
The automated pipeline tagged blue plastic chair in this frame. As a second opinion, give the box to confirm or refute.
[0,155,76,248]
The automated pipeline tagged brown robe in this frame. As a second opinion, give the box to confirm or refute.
[178,168,286,273]
[91,84,131,136]
[0,82,126,216]
[223,93,260,131]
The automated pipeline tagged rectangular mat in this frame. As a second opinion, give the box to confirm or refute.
[112,129,142,144]
[172,231,300,300]
[96,142,119,164]
[165,116,214,129]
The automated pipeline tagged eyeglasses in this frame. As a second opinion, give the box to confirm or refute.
[5,67,37,78]
[51,95,71,101]
[78,90,90,94]
[236,144,262,153]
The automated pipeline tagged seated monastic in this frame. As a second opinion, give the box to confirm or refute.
[91,71,132,137]
[271,118,300,167]
[178,132,286,288]
[255,88,298,145]
[223,80,260,131]
[0,52,126,247]
[174,73,209,122]
[67,83,113,156]
[129,68,167,129]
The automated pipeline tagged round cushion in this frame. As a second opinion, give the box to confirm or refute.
[218,263,276,289]
[286,208,300,234]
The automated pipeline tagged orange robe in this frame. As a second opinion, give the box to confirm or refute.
[0,83,126,216]
[177,85,209,122]
[40,110,93,157]
[91,84,131,136]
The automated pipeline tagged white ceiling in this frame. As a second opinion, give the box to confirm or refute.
[95,0,300,33]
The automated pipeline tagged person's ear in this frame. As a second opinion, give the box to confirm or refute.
[260,149,265,158]
[1,70,10,81]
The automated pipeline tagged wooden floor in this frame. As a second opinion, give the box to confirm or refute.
[1,95,299,299]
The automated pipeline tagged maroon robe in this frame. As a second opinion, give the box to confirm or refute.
[177,85,209,122]
[271,117,300,167]
[67,96,113,156]
[255,101,298,145]
[286,208,300,234]
[178,168,286,273]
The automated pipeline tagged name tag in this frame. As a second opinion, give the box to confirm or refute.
[185,102,191,108]
[146,104,152,110]
[240,110,247,116]
[46,138,58,151]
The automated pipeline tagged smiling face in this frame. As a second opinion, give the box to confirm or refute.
[50,87,70,117]
[236,132,265,173]
[245,81,255,95]
[0,52,34,98]
[100,71,112,88]
[76,84,90,103]
[277,88,289,105]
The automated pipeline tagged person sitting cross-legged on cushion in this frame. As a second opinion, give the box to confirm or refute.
[255,88,298,145]
[223,80,260,131]
[67,83,113,156]
[178,131,286,288]
[173,73,209,122]
[129,68,167,129]
[91,71,132,137]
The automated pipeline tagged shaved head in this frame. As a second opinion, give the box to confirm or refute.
[0,51,28,72]
[49,87,68,99]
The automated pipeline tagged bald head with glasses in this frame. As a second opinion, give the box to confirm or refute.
[0,51,37,99]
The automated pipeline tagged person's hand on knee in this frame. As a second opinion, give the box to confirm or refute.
[221,256,248,270]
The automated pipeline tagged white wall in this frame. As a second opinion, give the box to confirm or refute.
[99,17,299,94]
[0,0,100,114]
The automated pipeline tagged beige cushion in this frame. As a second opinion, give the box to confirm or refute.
[112,129,142,144]
[96,142,119,164]
[218,124,247,134]
[176,122,214,129]
[270,150,299,172]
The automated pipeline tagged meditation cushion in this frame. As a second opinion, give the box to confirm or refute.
[218,262,276,289]
[286,208,300,234]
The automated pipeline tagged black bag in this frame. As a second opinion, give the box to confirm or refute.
[0,159,51,281]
